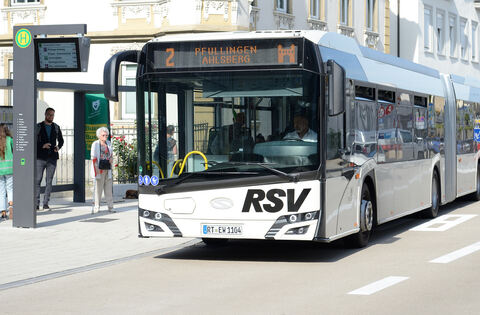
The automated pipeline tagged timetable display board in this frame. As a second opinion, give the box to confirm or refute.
[35,38,81,72]
[149,38,305,71]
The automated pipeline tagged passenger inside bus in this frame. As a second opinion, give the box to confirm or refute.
[207,112,254,155]
[283,115,317,142]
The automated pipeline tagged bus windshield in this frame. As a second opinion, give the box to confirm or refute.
[139,69,320,180]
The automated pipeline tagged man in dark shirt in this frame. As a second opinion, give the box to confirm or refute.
[36,107,63,210]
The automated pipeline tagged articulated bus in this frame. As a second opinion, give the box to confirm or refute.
[104,30,480,247]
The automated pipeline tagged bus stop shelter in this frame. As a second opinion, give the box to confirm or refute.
[8,24,135,228]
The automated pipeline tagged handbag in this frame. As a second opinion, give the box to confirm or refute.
[99,159,111,170]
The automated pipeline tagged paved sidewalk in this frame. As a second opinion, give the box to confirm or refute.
[0,198,195,289]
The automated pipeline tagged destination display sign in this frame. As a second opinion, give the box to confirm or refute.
[35,38,81,72]
[151,38,304,70]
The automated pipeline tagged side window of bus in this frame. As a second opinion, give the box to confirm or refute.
[414,106,428,159]
[414,95,428,159]
[377,89,396,163]
[352,84,376,160]
[457,102,475,154]
[327,114,344,160]
[428,95,445,155]
[377,102,396,163]
[456,100,464,154]
[396,103,414,161]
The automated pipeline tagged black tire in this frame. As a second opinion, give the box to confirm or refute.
[421,172,440,218]
[345,183,375,248]
[469,167,480,201]
[202,238,229,246]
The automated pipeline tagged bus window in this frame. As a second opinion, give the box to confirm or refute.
[378,89,395,103]
[352,100,376,160]
[377,101,396,163]
[414,107,428,159]
[396,105,414,161]
[142,70,320,178]
[457,101,475,154]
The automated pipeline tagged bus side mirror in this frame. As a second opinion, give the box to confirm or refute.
[103,50,140,102]
[326,59,346,116]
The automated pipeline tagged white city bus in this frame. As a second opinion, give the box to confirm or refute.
[104,31,480,247]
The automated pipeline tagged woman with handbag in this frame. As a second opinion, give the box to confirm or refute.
[0,124,13,220]
[91,127,114,213]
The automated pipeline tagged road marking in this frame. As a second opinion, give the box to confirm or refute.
[348,276,409,295]
[410,214,477,232]
[430,241,480,264]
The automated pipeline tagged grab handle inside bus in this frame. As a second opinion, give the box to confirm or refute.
[171,151,208,177]
[326,59,346,116]
[103,50,140,102]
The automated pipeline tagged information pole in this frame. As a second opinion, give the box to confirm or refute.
[12,24,87,228]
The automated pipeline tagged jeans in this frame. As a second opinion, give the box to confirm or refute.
[36,159,57,207]
[0,174,13,211]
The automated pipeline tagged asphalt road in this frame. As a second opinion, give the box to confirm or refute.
[2,199,480,315]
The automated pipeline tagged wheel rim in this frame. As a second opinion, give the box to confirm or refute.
[360,199,373,231]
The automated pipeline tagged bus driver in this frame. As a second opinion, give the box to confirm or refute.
[283,115,317,142]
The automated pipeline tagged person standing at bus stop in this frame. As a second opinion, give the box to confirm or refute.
[36,107,63,211]
[91,127,114,213]
[0,124,13,220]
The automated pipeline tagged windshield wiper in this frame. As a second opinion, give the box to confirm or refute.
[218,162,299,182]
[156,170,258,194]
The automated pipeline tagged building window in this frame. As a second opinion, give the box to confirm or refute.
[472,22,478,61]
[436,10,445,55]
[424,6,433,51]
[460,18,468,59]
[340,0,350,26]
[11,0,40,5]
[449,14,457,57]
[310,0,319,19]
[121,64,137,119]
[366,0,377,31]
[276,0,287,13]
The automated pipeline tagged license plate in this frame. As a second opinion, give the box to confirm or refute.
[202,224,243,235]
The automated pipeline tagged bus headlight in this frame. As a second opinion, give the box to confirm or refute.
[289,214,298,223]
[143,210,150,218]
[154,212,162,220]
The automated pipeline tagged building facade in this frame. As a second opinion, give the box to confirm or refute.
[0,0,392,128]
[394,0,480,79]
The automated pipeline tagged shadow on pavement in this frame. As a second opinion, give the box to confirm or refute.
[36,203,137,228]
[155,199,474,263]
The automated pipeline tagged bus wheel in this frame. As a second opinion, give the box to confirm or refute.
[421,172,440,218]
[345,184,374,248]
[469,167,480,201]
[202,238,229,246]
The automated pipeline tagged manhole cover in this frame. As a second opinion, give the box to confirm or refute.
[81,218,118,223]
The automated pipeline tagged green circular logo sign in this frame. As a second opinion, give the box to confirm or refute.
[15,28,32,48]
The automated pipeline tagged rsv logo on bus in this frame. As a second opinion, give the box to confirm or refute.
[242,188,311,213]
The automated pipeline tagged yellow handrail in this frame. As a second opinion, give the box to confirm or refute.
[170,150,208,177]
[146,161,165,179]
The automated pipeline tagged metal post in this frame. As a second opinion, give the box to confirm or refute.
[73,92,85,202]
